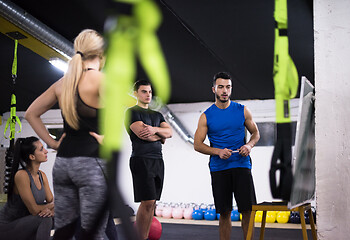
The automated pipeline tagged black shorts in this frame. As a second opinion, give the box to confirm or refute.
[210,168,256,214]
[130,156,164,202]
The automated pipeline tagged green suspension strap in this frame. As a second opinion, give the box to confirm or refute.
[3,40,22,146]
[134,0,171,103]
[101,0,170,160]
[3,40,22,194]
[101,14,136,161]
[269,0,298,201]
[273,0,298,123]
[90,1,170,239]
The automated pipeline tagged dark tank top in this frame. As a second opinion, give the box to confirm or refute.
[57,74,100,158]
[0,169,46,223]
[26,169,46,204]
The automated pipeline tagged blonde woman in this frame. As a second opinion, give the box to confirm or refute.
[25,29,109,239]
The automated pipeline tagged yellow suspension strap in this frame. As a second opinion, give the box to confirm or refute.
[90,1,171,239]
[101,0,171,161]
[3,40,22,194]
[4,40,22,144]
[269,0,298,201]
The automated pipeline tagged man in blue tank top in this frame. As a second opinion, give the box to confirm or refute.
[194,72,260,240]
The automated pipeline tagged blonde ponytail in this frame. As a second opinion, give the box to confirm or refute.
[60,29,104,130]
[60,54,83,130]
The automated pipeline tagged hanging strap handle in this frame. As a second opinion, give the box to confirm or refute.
[4,94,22,139]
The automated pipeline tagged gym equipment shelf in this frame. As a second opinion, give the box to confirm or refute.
[246,202,317,240]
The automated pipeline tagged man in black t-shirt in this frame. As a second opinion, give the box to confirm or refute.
[125,80,172,240]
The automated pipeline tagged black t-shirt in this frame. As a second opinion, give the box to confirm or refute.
[125,105,165,159]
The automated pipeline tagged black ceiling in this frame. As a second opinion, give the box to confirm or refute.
[0,0,313,115]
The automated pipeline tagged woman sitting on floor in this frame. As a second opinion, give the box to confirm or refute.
[0,136,54,240]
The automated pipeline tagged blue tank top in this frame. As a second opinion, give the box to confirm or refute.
[204,101,251,172]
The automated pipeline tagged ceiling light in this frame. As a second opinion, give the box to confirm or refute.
[49,58,69,73]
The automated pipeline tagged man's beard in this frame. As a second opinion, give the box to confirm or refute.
[139,99,151,105]
[216,93,230,103]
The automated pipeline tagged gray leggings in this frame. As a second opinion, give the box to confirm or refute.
[0,215,53,240]
[53,156,108,239]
